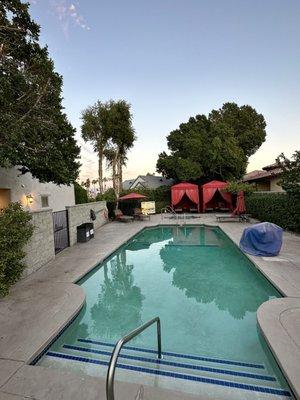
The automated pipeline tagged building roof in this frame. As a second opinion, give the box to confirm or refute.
[122,175,174,190]
[122,179,135,190]
[243,166,282,182]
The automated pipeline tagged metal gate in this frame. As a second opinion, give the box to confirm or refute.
[53,210,69,254]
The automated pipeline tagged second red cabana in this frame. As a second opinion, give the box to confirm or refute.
[201,180,233,212]
[171,182,200,212]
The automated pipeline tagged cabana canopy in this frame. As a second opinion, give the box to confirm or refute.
[171,182,200,212]
[202,180,233,212]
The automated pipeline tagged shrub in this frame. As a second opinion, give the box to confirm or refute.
[74,182,88,204]
[0,203,34,297]
[245,192,300,232]
[225,181,255,195]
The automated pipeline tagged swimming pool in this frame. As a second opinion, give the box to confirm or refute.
[37,225,293,399]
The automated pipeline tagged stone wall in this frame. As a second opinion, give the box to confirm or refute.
[66,201,108,246]
[23,209,55,277]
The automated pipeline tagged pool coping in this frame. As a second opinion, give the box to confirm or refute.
[1,215,300,400]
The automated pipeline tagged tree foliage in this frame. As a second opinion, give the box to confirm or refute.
[0,202,33,296]
[0,0,80,184]
[74,182,88,204]
[225,181,255,195]
[157,103,266,182]
[276,151,300,197]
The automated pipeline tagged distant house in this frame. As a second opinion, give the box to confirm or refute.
[0,167,75,211]
[243,163,284,192]
[122,175,174,190]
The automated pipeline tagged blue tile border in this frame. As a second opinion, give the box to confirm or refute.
[77,338,265,370]
[63,344,276,382]
[46,351,291,397]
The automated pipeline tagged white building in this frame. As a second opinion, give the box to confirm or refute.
[0,167,75,212]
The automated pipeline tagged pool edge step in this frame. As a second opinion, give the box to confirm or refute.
[63,344,276,383]
[45,351,292,398]
[77,338,266,370]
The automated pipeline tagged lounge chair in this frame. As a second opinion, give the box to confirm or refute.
[133,208,150,221]
[216,214,250,223]
[114,209,134,222]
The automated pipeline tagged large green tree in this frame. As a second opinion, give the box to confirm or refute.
[277,150,300,197]
[157,103,266,182]
[0,0,80,184]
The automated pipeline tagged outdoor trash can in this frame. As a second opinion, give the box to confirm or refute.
[77,223,94,243]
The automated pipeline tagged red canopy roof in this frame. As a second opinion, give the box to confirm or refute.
[118,193,147,201]
[172,182,198,190]
[202,180,228,189]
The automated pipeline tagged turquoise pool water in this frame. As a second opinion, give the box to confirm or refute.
[38,225,292,397]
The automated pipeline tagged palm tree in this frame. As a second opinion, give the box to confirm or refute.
[81,101,110,194]
[108,100,135,197]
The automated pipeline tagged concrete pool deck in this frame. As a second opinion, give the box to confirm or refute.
[0,214,299,400]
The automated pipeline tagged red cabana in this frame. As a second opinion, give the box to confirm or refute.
[202,180,233,212]
[171,182,200,212]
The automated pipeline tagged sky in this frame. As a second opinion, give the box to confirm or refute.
[28,0,300,183]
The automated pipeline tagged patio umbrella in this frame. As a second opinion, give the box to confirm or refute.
[232,191,246,215]
[118,193,147,201]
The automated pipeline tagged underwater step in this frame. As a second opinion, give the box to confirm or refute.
[77,338,265,370]
[45,351,291,398]
[63,344,276,383]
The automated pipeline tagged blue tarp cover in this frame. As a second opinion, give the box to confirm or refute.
[239,222,283,256]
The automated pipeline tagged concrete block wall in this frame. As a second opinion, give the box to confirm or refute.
[66,201,108,246]
[23,209,55,277]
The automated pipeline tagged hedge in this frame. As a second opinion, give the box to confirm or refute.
[74,182,88,204]
[0,203,34,296]
[245,192,300,233]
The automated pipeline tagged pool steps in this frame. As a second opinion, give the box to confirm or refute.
[44,338,292,398]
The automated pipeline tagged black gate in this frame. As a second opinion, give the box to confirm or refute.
[53,210,69,254]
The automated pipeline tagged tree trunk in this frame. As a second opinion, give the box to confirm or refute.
[113,150,120,201]
[98,145,103,194]
[117,156,123,194]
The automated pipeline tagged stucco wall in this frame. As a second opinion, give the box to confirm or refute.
[23,210,55,277]
[67,201,108,246]
[0,167,75,212]
[270,176,284,192]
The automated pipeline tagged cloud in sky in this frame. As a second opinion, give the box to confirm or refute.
[52,0,90,35]
[31,0,90,36]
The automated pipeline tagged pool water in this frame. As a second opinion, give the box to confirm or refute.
[37,225,293,398]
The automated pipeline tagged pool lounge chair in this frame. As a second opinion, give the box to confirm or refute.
[216,214,250,223]
[133,208,150,221]
[114,209,134,222]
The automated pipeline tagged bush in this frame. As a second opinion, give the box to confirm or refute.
[225,181,255,195]
[0,203,34,297]
[74,182,88,204]
[246,192,300,232]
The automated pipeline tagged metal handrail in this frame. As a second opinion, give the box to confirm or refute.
[160,205,177,220]
[106,317,162,400]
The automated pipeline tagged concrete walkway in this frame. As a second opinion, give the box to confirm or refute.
[0,214,299,400]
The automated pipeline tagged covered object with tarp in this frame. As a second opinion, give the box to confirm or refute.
[201,180,233,212]
[171,182,200,212]
[239,222,283,256]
